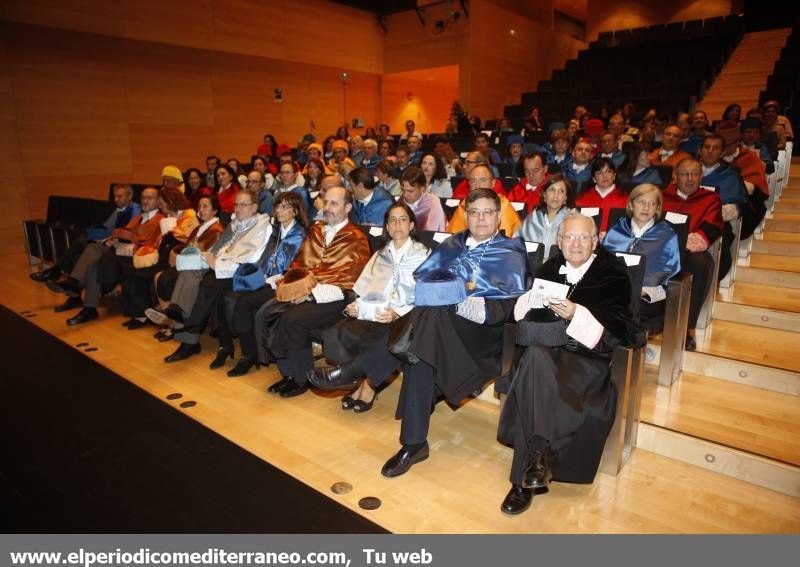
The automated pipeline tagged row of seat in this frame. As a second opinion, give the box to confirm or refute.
[593,14,745,49]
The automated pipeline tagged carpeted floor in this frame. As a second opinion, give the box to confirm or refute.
[0,305,387,533]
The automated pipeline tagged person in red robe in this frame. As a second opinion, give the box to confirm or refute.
[575,157,629,234]
[451,151,506,199]
[506,153,551,213]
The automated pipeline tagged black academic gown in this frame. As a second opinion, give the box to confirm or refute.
[497,246,640,484]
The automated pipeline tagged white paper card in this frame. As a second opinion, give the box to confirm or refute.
[531,277,570,307]
[615,252,641,266]
[433,232,451,243]
[580,207,600,217]
[369,226,384,236]
[665,211,688,224]
[445,198,461,207]
[524,241,539,252]
[511,201,525,211]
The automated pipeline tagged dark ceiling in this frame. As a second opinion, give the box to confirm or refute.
[330,0,417,17]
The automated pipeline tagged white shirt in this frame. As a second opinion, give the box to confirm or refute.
[195,217,219,240]
[279,219,296,240]
[141,210,158,223]
[358,190,374,206]
[559,253,596,284]
[723,148,740,163]
[659,149,675,158]
[465,230,498,250]
[324,218,349,246]
[594,184,616,198]
[702,163,721,177]
[631,218,655,238]
[386,238,414,317]
[633,167,646,177]
[572,163,588,173]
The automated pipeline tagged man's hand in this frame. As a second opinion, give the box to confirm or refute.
[686,232,709,253]
[721,203,739,222]
[345,301,358,317]
[374,307,398,323]
[548,298,576,320]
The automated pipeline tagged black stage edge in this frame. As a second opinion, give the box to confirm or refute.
[0,305,387,533]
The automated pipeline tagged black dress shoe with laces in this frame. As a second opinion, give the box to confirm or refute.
[46,277,82,298]
[31,267,61,282]
[164,342,201,363]
[126,319,147,330]
[209,347,234,369]
[267,377,293,393]
[308,361,364,391]
[501,485,534,516]
[522,450,552,490]
[279,379,309,398]
[54,297,83,313]
[66,307,98,326]
[381,442,429,478]
[227,357,260,377]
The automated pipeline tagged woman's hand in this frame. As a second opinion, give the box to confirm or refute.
[345,302,359,317]
[201,251,216,269]
[375,307,398,323]
[549,298,577,320]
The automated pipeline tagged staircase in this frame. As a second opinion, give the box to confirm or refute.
[697,28,792,119]
[640,156,800,499]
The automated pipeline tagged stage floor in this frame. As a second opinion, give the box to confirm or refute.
[4,253,800,533]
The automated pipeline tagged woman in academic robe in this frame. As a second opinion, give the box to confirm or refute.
[575,157,629,234]
[604,184,681,333]
[514,175,575,252]
[308,202,430,412]
[161,189,271,364]
[148,194,225,341]
[616,143,664,191]
[421,154,452,198]
[497,212,641,516]
[119,186,199,329]
[222,191,308,377]
[214,164,241,216]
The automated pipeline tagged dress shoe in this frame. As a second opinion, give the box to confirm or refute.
[267,376,293,393]
[67,307,98,326]
[209,347,234,369]
[500,485,534,516]
[381,442,429,478]
[164,342,200,363]
[353,392,377,413]
[685,333,697,352]
[308,361,364,391]
[54,297,83,313]
[125,319,148,330]
[341,395,356,410]
[154,328,174,342]
[31,267,61,282]
[227,356,260,377]
[279,379,309,398]
[145,304,183,326]
[522,450,552,490]
[46,278,82,298]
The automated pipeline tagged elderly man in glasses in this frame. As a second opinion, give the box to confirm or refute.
[497,212,640,515]
[380,187,528,479]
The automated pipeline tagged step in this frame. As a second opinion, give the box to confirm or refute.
[736,265,800,289]
[751,239,800,257]
[681,349,800,396]
[713,300,800,332]
[637,423,800,498]
[717,281,800,313]
[640,372,800,466]
[761,231,800,243]
[745,253,800,273]
[772,199,800,213]
[764,218,800,232]
[695,319,800,372]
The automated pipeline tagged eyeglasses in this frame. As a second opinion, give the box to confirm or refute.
[560,233,593,243]
[468,177,492,185]
[275,203,294,210]
[466,208,499,218]
[233,202,256,208]
[634,199,658,207]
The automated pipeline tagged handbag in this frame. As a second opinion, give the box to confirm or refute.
[387,312,419,365]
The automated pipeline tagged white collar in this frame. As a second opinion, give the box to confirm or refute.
[324,218,349,244]
[406,196,422,211]
[559,253,596,284]
[526,181,540,191]
[723,148,739,163]
[116,204,130,212]
[388,237,412,260]
[631,218,655,237]
[280,219,296,238]
[594,184,616,198]
[196,216,219,238]
[702,162,721,176]
[466,230,498,250]
[660,148,675,156]
[633,167,646,176]
[142,210,157,222]
[677,189,691,200]
[601,152,614,158]
[358,190,374,205]
[572,162,588,173]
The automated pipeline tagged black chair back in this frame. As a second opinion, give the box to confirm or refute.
[578,208,603,234]
[416,230,452,251]
[653,165,673,188]
[440,197,461,220]
[614,251,647,322]
[357,224,387,254]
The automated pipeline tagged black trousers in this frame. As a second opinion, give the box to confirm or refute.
[321,319,400,387]
[57,237,89,274]
[396,360,443,446]
[227,287,276,359]
[740,191,768,241]
[684,251,714,330]
[120,262,164,318]
[156,268,179,302]
[177,273,233,347]
[639,298,666,334]
[273,299,348,383]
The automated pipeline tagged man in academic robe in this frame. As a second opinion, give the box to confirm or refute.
[679,110,711,156]
[650,125,692,168]
[31,184,141,293]
[380,187,528,478]
[267,186,371,398]
[447,165,522,236]
[506,153,551,213]
[740,118,775,174]
[717,123,769,240]
[349,167,394,226]
[698,134,749,280]
[596,130,625,168]
[46,187,164,325]
[561,139,594,194]
[451,151,506,199]
[497,213,640,515]
[398,167,447,232]
[661,157,724,350]
[406,135,424,167]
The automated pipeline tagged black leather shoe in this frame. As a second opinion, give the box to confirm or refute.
[279,379,309,398]
[685,333,697,351]
[46,278,82,298]
[67,307,98,326]
[209,348,234,369]
[267,377,293,393]
[54,297,83,313]
[227,357,260,377]
[522,450,552,489]
[308,361,363,391]
[126,319,147,330]
[164,342,201,363]
[341,395,356,410]
[145,304,183,326]
[31,267,61,282]
[501,485,534,516]
[353,394,377,413]
[381,442,429,478]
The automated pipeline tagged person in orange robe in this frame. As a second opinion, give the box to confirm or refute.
[447,165,521,236]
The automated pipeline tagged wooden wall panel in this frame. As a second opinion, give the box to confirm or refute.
[383,7,468,74]
[382,66,459,135]
[127,124,215,183]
